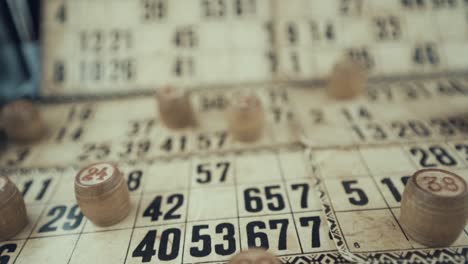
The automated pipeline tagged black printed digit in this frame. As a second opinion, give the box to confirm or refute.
[410,146,457,167]
[38,205,83,233]
[244,185,285,213]
[341,180,369,206]
[38,205,67,233]
[127,170,143,191]
[246,219,289,250]
[132,228,181,262]
[0,243,17,264]
[291,183,309,209]
[143,194,184,221]
[215,223,236,255]
[299,216,321,248]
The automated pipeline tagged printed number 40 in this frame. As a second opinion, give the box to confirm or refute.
[132,228,181,262]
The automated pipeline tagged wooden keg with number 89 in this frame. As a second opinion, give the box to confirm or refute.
[400,169,468,247]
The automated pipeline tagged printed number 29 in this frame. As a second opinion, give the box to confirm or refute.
[38,205,84,233]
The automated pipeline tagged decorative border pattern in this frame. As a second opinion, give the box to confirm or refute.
[280,252,350,264]
[305,148,468,264]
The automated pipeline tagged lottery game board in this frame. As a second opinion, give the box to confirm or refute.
[1,1,468,263]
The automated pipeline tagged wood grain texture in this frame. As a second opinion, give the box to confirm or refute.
[0,100,44,142]
[75,162,131,227]
[156,86,197,129]
[400,169,468,247]
[0,176,28,241]
[227,92,264,142]
[327,59,367,100]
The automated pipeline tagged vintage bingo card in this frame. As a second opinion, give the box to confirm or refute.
[3,77,468,169]
[1,0,467,263]
[291,77,468,148]
[0,149,349,263]
[42,0,468,96]
[0,85,298,168]
[311,140,468,263]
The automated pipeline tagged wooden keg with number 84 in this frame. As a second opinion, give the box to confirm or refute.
[75,162,131,227]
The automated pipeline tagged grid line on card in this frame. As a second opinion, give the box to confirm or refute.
[123,171,146,264]
[180,157,193,263]
[275,152,303,254]
[397,142,426,169]
[345,124,361,145]
[9,241,25,264]
[331,207,401,214]
[66,224,84,264]
[356,149,413,248]
[446,141,468,167]
[232,153,243,252]
[4,209,327,241]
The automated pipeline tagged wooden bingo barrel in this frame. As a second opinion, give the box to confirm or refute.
[327,58,367,100]
[1,99,44,142]
[0,176,28,241]
[400,168,468,247]
[227,92,264,142]
[228,248,280,264]
[156,86,196,129]
[75,162,131,226]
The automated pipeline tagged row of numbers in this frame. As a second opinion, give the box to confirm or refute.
[351,117,468,142]
[139,182,314,225]
[77,131,228,162]
[7,169,143,205]
[0,210,328,263]
[141,0,257,22]
[131,214,327,262]
[324,143,468,211]
[266,42,442,76]
[367,79,468,103]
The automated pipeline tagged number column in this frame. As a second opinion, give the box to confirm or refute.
[274,0,321,80]
[402,3,447,75]
[315,147,412,252]
[181,154,240,262]
[235,151,301,255]
[279,150,337,254]
[369,2,412,76]
[0,169,62,264]
[43,0,141,95]
[42,0,69,95]
[127,159,190,263]
[266,87,297,145]
[229,0,273,83]
[12,168,87,263]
